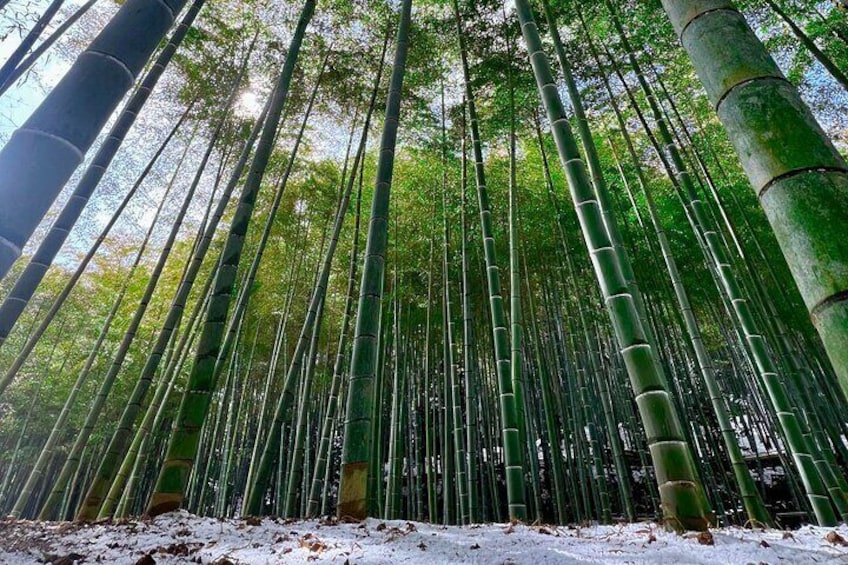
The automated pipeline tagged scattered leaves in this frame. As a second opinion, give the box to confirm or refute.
[299,533,328,553]
[163,542,190,556]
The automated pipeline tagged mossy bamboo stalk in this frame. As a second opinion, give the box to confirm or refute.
[660,0,848,404]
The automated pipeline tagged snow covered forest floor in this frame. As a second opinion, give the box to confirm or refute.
[1,511,848,564]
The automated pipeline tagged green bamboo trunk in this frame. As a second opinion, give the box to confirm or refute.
[660,0,848,403]
[0,0,206,352]
[585,27,771,522]
[146,0,315,516]
[10,175,173,519]
[459,112,481,524]
[36,123,201,520]
[610,131,770,525]
[514,0,710,531]
[306,33,388,519]
[606,1,843,525]
[454,0,526,522]
[0,0,189,280]
[75,53,253,520]
[337,0,412,521]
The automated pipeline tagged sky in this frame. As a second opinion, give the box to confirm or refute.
[0,0,82,141]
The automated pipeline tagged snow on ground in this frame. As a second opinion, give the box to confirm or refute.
[1,511,847,564]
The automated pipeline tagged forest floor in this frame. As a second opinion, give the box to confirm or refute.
[1,510,847,564]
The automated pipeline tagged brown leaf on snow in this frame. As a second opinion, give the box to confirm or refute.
[470,543,481,549]
[56,522,84,535]
[503,523,515,535]
[826,531,848,546]
[418,542,427,551]
[164,543,190,556]
[647,533,657,544]
[697,532,714,546]
[320,516,339,526]
[244,516,262,527]
[52,554,86,565]
[385,527,407,542]
[133,554,155,565]
[299,534,328,553]
[375,522,387,532]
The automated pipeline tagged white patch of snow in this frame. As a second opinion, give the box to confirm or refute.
[0,511,846,564]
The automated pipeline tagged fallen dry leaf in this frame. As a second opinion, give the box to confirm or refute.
[134,554,155,565]
[826,531,848,546]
